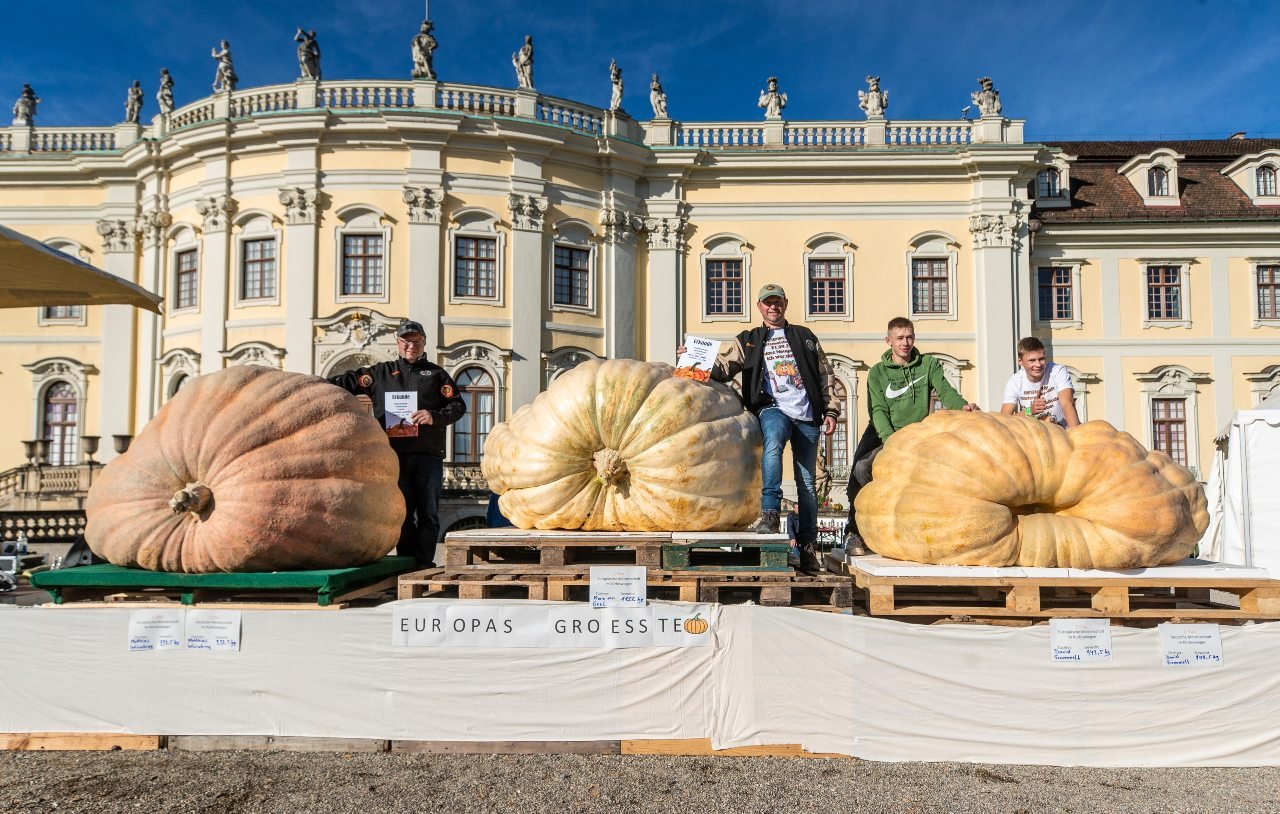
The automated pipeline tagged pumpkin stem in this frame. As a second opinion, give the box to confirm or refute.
[169,482,213,517]
[592,448,628,488]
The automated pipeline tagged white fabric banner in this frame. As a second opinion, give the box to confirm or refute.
[391,603,714,648]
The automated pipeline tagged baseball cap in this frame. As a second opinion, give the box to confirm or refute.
[397,320,426,337]
[757,283,787,302]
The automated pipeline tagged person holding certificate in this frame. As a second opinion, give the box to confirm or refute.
[329,320,465,567]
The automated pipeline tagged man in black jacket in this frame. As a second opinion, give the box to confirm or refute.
[687,284,840,573]
[329,320,465,567]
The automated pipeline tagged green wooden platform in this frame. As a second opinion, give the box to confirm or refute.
[661,542,790,572]
[31,557,414,607]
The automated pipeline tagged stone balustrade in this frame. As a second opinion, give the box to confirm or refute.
[536,96,604,136]
[435,83,516,116]
[0,509,87,542]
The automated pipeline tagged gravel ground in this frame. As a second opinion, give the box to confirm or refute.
[3,751,1279,814]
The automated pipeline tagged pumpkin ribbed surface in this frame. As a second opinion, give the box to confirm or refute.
[85,366,405,573]
[854,412,1208,568]
[481,359,761,531]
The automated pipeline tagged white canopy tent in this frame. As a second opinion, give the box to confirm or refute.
[1200,391,1280,573]
[0,222,162,313]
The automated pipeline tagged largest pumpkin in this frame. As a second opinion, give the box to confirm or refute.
[85,366,405,573]
[482,359,761,531]
[854,412,1208,568]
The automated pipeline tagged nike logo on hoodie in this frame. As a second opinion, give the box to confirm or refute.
[885,377,924,399]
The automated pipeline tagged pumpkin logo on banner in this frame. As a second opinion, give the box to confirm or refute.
[683,613,709,635]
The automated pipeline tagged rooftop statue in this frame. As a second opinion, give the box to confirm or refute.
[512,35,534,89]
[650,73,668,119]
[411,20,437,80]
[157,69,175,115]
[971,76,1002,117]
[211,40,238,93]
[757,76,787,120]
[609,59,623,112]
[11,84,39,126]
[295,28,321,81]
[124,80,144,124]
[858,75,888,119]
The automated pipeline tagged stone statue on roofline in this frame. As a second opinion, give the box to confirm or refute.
[211,40,238,92]
[12,84,39,126]
[513,35,534,89]
[609,59,624,112]
[295,28,321,81]
[757,76,787,120]
[124,80,144,124]
[411,20,438,79]
[971,76,1002,117]
[650,73,668,119]
[858,75,888,119]
[157,69,175,115]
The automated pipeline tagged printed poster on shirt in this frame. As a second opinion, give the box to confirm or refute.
[384,391,418,438]
[762,335,802,394]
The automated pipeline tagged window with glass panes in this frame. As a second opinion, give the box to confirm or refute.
[823,379,848,476]
[705,259,743,315]
[1259,265,1280,319]
[553,245,591,307]
[43,382,79,466]
[1037,267,1073,321]
[1152,398,1187,466]
[452,367,494,464]
[1146,265,1182,320]
[911,258,949,314]
[1037,169,1062,198]
[1258,166,1278,197]
[1148,167,1170,196]
[454,236,497,298]
[342,235,384,296]
[175,249,198,309]
[808,258,846,315]
[42,305,83,320]
[241,238,277,299]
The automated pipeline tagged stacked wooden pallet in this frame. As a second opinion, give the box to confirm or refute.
[398,529,854,611]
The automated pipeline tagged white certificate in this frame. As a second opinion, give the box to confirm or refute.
[1049,618,1112,663]
[185,609,242,652]
[589,566,648,608]
[677,335,719,371]
[384,391,418,436]
[1159,623,1223,667]
[128,609,185,652]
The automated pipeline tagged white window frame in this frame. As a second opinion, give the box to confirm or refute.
[1118,149,1184,207]
[169,226,201,315]
[1245,365,1280,405]
[802,233,854,321]
[1140,259,1193,329]
[233,212,282,308]
[158,347,200,407]
[1136,365,1208,478]
[448,208,506,307]
[700,233,752,322]
[21,357,93,449]
[440,341,510,462]
[1033,262,1083,330]
[1221,151,1280,206]
[548,219,597,315]
[1257,165,1278,198]
[1033,155,1073,209]
[334,205,392,305]
[37,239,90,326]
[905,232,958,322]
[1249,258,1280,327]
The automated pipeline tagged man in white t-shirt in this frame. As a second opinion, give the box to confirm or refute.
[999,336,1081,428]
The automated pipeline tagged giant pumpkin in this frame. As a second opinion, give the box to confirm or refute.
[854,412,1208,568]
[85,366,405,573]
[482,359,761,531]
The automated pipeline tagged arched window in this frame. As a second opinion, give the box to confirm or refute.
[43,382,79,465]
[1148,166,1170,197]
[1258,166,1278,197]
[823,379,849,477]
[1037,168,1062,199]
[452,367,495,464]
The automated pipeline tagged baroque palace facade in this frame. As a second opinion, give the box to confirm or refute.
[2,59,1279,529]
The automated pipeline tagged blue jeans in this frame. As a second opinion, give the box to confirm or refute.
[758,407,821,546]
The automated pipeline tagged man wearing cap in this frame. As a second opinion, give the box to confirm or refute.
[328,320,466,567]
[680,284,839,573]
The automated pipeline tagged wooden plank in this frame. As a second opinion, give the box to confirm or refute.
[1090,585,1130,616]
[867,583,896,615]
[167,735,387,753]
[621,738,850,759]
[544,575,700,603]
[390,740,620,755]
[1,733,163,751]
[1006,585,1040,614]
[329,574,399,605]
[662,542,791,572]
[1240,588,1280,615]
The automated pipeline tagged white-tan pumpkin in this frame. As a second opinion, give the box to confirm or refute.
[854,412,1208,568]
[85,366,405,573]
[482,359,761,531]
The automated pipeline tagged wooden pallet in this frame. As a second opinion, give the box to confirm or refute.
[662,542,791,572]
[39,575,398,610]
[851,563,1280,620]
[444,530,670,568]
[397,568,547,600]
[544,572,700,602]
[697,572,854,608]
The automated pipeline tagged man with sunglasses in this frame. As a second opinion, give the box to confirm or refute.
[329,320,465,567]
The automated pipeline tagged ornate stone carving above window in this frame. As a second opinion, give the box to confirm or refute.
[158,348,200,402]
[195,195,236,233]
[508,193,548,232]
[222,341,286,368]
[543,346,598,383]
[313,308,402,375]
[403,186,444,225]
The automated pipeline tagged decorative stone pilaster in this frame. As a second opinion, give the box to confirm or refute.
[403,185,444,225]
[196,194,234,374]
[195,195,235,233]
[969,208,1027,407]
[643,215,687,251]
[508,193,548,232]
[279,187,319,225]
[137,210,173,249]
[968,213,1020,249]
[95,218,136,254]
[643,209,689,363]
[599,207,643,245]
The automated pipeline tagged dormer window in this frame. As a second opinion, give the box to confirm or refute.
[1220,150,1280,205]
[1037,169,1062,198]
[1258,166,1277,197]
[1148,167,1169,197]
[1034,153,1073,208]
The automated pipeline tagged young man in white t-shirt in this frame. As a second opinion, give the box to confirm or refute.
[999,336,1081,428]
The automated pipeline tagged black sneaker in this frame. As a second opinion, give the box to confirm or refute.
[798,544,823,574]
[844,532,869,557]
[746,511,781,534]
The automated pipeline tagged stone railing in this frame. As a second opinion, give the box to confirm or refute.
[170,99,218,130]
[319,81,415,110]
[536,96,605,136]
[0,131,11,151]
[436,83,516,116]
[0,464,102,511]
[28,127,117,153]
[230,84,298,117]
[676,122,766,148]
[784,123,867,147]
[885,121,972,145]
[443,462,488,493]
[0,466,23,499]
[0,509,87,542]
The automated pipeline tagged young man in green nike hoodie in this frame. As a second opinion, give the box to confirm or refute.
[844,316,979,554]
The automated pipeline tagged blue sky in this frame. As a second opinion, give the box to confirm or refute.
[2,0,1278,140]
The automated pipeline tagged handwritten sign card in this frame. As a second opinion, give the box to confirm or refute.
[1159,623,1223,667]
[1049,618,1113,663]
[589,566,648,608]
[185,609,242,651]
[128,609,185,652]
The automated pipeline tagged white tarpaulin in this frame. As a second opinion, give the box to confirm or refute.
[1200,392,1280,572]
[5,599,1280,766]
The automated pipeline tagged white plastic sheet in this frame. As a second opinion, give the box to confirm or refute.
[1202,393,1280,572]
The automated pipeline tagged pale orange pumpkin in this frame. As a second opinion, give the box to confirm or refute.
[854,412,1208,568]
[85,366,405,573]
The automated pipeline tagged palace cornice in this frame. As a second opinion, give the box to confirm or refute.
[1036,222,1280,249]
[683,201,973,220]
